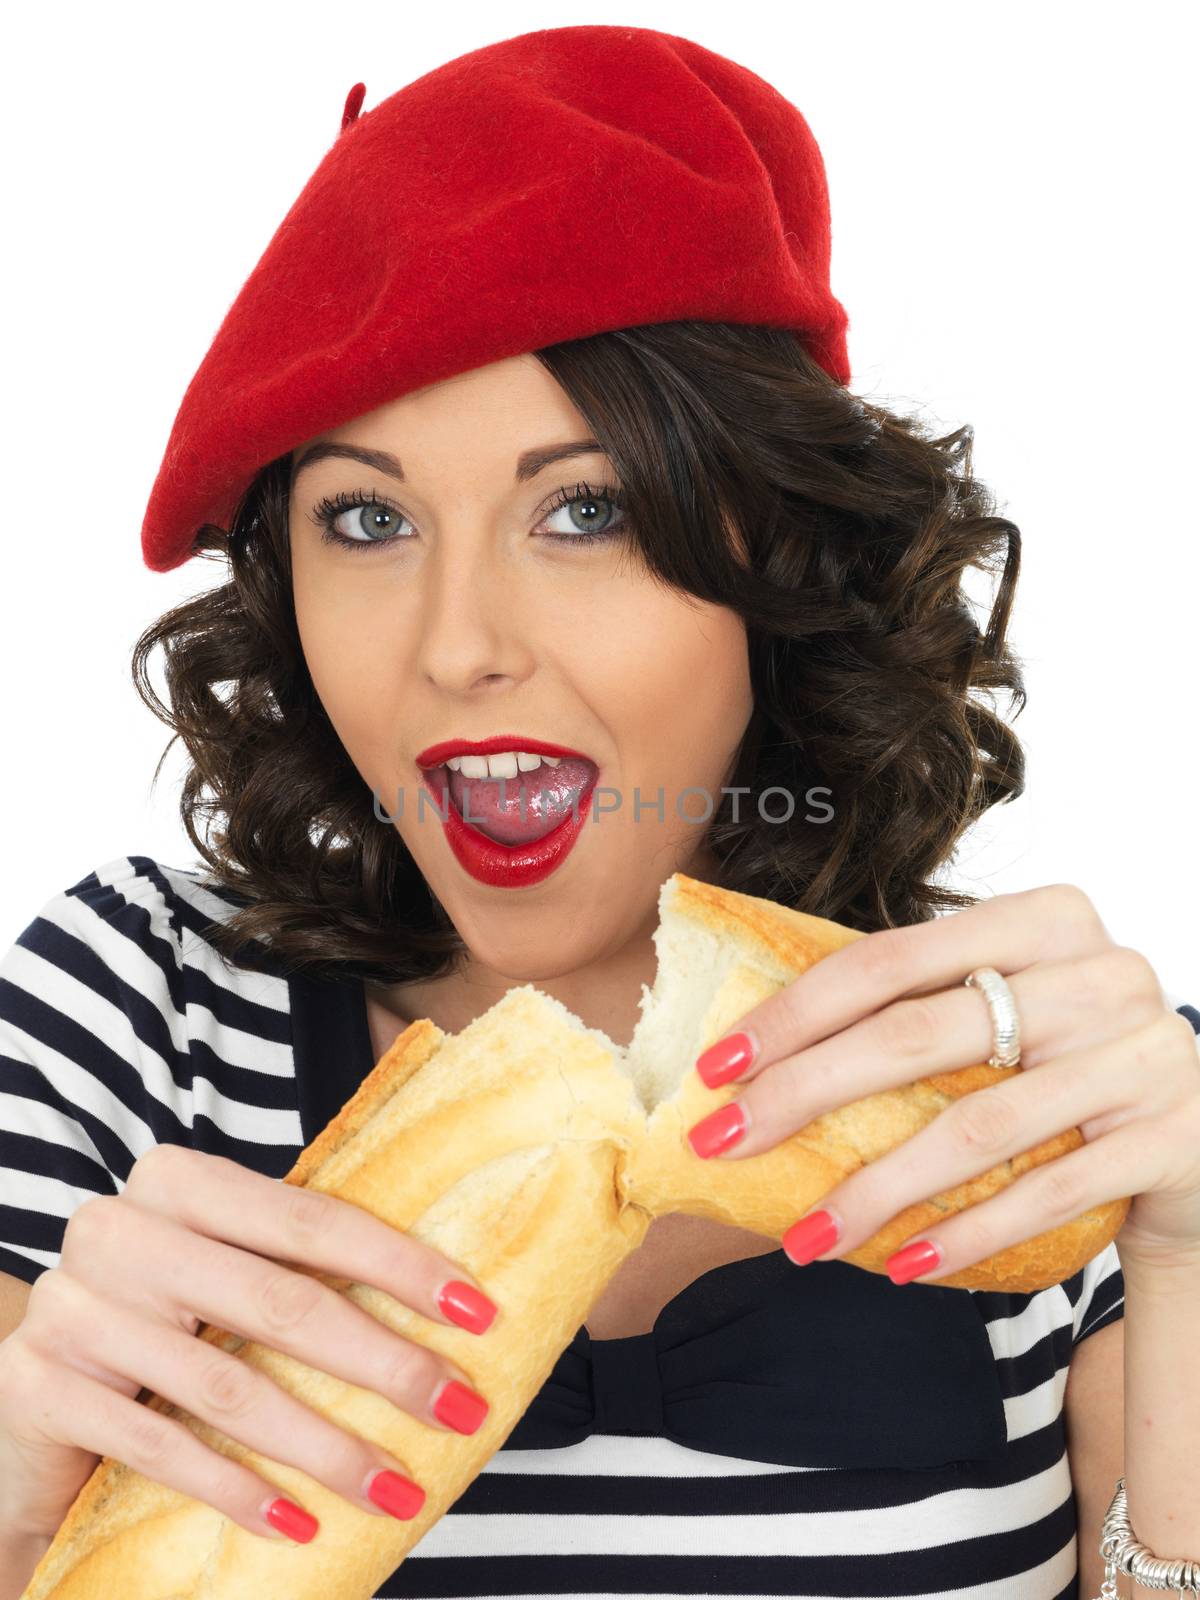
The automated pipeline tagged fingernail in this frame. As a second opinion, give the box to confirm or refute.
[886,1240,942,1285]
[262,1495,319,1543]
[696,1030,757,1088]
[433,1378,489,1434]
[365,1467,427,1520]
[438,1279,498,1334]
[686,1101,748,1158]
[782,1209,840,1265]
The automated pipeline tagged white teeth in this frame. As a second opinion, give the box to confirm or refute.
[455,755,491,778]
[444,750,566,777]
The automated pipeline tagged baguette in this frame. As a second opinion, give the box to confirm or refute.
[20,872,1128,1599]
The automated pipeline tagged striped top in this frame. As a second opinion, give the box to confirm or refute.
[1,853,1196,1600]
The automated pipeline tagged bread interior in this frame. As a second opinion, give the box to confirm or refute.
[503,875,753,1117]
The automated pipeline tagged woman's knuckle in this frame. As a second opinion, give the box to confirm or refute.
[953,1088,1020,1153]
[1167,1010,1200,1068]
[1041,882,1103,935]
[65,1194,122,1248]
[379,1338,431,1403]
[197,1354,259,1418]
[1038,1159,1086,1220]
[751,1057,797,1124]
[126,1143,192,1193]
[948,1205,992,1265]
[25,1264,70,1317]
[1124,947,1160,999]
[0,1340,42,1411]
[1071,952,1119,1011]
[856,928,912,990]
[775,1048,832,1118]
[760,982,803,1047]
[326,1426,376,1488]
[208,1456,263,1515]
[1150,1010,1200,1080]
[1068,950,1156,1025]
[1101,945,1160,1003]
[257,1268,324,1332]
[876,995,940,1057]
[1129,1028,1161,1076]
[283,1185,339,1249]
[387,1234,434,1300]
[22,1273,91,1358]
[123,1408,176,1473]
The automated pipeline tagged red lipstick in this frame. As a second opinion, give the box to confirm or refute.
[415,734,594,768]
[413,735,600,889]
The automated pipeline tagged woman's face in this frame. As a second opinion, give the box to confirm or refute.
[288,352,753,980]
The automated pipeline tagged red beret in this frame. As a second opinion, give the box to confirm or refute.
[141,23,851,573]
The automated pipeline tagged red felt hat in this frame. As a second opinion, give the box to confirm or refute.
[140,23,851,573]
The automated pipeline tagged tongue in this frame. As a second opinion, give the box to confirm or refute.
[447,759,595,845]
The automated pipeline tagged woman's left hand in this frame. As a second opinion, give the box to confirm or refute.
[683,883,1200,1283]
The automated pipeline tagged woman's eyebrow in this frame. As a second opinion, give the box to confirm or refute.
[291,438,605,486]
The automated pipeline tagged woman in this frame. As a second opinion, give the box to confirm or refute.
[1,24,1198,1600]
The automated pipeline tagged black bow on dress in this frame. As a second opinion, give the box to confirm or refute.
[500,1249,1010,1470]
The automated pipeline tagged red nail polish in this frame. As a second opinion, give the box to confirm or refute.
[886,1240,942,1285]
[696,1031,756,1088]
[439,1279,498,1334]
[686,1101,747,1158]
[434,1378,489,1434]
[264,1495,319,1543]
[367,1468,427,1520]
[782,1209,840,1265]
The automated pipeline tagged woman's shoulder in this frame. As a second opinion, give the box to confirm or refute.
[10,849,233,929]
[31,849,253,947]
[0,854,300,1285]
[2,850,293,1030]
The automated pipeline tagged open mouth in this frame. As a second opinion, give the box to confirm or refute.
[423,757,600,846]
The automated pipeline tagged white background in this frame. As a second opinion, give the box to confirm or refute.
[2,2,1196,1001]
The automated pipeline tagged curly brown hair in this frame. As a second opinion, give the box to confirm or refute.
[130,320,1026,982]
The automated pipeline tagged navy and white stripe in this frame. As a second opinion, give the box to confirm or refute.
[1,854,1195,1599]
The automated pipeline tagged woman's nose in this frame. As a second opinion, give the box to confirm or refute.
[411,550,536,695]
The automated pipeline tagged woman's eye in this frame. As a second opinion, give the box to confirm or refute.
[542,483,627,543]
[322,501,412,547]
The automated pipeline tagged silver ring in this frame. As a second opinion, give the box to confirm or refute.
[964,966,1022,1069]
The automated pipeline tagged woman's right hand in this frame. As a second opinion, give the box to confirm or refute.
[0,1144,500,1548]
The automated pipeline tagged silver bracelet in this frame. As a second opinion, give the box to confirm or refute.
[1091,1477,1200,1597]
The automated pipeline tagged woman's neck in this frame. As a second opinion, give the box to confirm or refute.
[367,911,657,1053]
[368,849,722,1052]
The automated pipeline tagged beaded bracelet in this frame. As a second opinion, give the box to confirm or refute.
[1091,1478,1200,1598]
